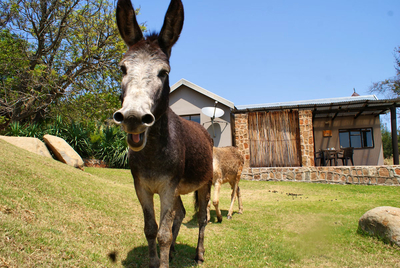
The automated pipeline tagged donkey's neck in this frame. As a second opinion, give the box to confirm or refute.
[141,107,174,152]
[128,107,179,175]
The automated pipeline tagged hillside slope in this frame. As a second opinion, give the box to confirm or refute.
[0,139,143,267]
[2,139,400,267]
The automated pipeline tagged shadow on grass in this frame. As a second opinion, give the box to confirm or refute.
[183,209,233,227]
[122,244,199,268]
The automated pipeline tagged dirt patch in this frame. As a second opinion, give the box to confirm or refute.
[83,159,108,168]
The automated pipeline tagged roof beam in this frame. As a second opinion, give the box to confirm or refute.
[331,107,341,121]
[354,103,369,119]
[233,99,400,115]
[312,105,392,115]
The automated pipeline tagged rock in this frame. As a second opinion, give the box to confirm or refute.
[0,135,53,158]
[43,134,84,169]
[358,206,400,246]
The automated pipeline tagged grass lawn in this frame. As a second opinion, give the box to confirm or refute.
[1,139,399,267]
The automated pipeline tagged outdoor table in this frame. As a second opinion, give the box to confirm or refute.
[321,149,339,166]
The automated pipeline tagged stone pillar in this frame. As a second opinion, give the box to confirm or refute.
[299,110,315,167]
[234,113,250,168]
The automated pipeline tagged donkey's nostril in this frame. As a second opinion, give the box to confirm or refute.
[142,114,155,125]
[113,111,124,123]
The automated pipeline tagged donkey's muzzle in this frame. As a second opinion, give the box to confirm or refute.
[113,109,155,133]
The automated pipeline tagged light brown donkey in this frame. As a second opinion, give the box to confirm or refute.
[208,146,244,223]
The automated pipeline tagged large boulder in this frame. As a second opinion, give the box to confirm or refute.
[358,206,400,246]
[43,134,84,169]
[0,135,52,158]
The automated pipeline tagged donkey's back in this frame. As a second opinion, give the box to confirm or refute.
[213,146,244,185]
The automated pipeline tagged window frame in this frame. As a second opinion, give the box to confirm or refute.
[338,128,374,149]
[180,114,201,124]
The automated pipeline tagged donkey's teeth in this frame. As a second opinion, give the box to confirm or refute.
[132,134,141,143]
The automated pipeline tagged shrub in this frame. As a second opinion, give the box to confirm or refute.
[92,125,129,168]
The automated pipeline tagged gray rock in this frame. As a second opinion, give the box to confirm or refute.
[0,135,53,158]
[358,206,400,246]
[43,134,84,169]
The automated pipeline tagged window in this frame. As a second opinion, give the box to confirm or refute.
[181,114,200,124]
[339,128,373,149]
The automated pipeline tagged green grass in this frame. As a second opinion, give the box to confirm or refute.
[1,138,399,267]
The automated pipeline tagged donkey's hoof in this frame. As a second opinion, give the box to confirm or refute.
[227,215,232,220]
[149,259,160,268]
[217,217,223,223]
[194,256,204,264]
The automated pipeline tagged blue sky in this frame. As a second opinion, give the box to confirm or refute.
[134,0,400,107]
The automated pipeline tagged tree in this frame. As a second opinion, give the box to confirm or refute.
[0,29,30,127]
[381,124,393,159]
[380,123,400,160]
[370,46,400,98]
[0,0,144,124]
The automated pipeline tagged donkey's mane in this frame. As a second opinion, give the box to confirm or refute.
[144,31,159,42]
[127,31,163,54]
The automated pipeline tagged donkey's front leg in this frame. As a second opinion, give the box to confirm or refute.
[135,184,159,268]
[158,191,177,268]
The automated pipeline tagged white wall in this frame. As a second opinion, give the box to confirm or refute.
[169,85,232,147]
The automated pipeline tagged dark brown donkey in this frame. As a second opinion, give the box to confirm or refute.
[208,146,244,223]
[113,0,213,267]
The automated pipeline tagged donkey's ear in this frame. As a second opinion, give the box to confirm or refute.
[116,0,143,47]
[158,0,184,57]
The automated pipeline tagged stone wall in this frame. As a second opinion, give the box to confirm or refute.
[241,166,400,186]
[234,113,250,167]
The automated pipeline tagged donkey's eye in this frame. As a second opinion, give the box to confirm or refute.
[158,70,169,78]
[120,65,127,75]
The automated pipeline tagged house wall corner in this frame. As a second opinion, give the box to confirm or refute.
[299,110,315,167]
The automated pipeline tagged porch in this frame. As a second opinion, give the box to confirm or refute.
[232,96,400,184]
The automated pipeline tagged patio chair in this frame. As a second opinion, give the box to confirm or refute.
[314,150,324,166]
[337,147,354,166]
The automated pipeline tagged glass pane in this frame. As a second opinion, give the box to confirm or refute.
[191,115,200,124]
[181,116,189,120]
[350,135,362,148]
[362,129,373,147]
[339,132,350,148]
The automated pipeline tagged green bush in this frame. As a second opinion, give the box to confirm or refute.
[91,125,129,169]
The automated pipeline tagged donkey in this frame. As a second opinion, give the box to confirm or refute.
[113,0,213,267]
[208,146,244,223]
